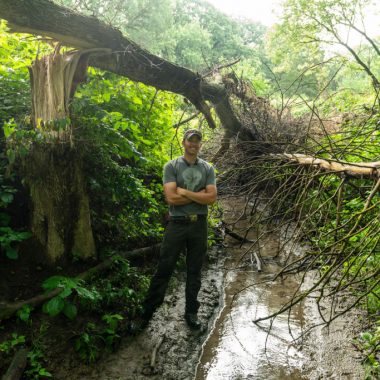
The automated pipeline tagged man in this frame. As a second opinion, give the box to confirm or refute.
[141,129,217,330]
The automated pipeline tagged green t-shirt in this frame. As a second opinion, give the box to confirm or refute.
[163,156,216,217]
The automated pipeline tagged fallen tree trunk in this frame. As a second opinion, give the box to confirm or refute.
[0,244,160,323]
[275,153,380,178]
[0,0,222,131]
[1,348,28,380]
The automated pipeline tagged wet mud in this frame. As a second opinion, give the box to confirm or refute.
[63,197,364,380]
[58,246,226,380]
[195,197,364,380]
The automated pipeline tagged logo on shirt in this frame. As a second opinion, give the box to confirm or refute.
[182,167,202,191]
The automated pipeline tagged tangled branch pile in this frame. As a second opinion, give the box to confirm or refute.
[216,76,380,330]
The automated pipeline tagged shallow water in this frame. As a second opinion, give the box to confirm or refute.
[195,195,308,380]
[195,263,307,380]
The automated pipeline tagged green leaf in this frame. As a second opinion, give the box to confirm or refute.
[45,297,65,316]
[6,246,18,260]
[3,121,16,138]
[42,276,78,291]
[17,304,32,322]
[60,287,73,298]
[103,92,111,102]
[362,332,372,341]
[0,212,11,226]
[132,96,142,105]
[1,193,13,204]
[42,276,64,291]
[63,302,77,320]
[38,369,52,377]
[6,149,15,164]
[76,287,97,300]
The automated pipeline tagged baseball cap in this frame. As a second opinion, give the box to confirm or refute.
[183,129,202,141]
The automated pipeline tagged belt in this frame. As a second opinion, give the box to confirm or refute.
[169,214,207,222]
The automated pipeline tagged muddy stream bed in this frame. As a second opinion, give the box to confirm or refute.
[64,198,364,380]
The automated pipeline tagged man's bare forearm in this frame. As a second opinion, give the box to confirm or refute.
[177,187,216,205]
[166,193,192,206]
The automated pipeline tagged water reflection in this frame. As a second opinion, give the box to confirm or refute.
[195,268,306,380]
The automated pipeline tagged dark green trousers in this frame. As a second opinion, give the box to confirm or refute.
[143,217,208,317]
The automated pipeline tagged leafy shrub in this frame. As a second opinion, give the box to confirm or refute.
[42,276,100,319]
[71,71,176,248]
[74,314,124,363]
[81,257,149,318]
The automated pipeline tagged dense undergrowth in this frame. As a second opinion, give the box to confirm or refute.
[0,24,181,376]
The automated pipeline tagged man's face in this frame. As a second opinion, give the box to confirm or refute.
[183,135,202,155]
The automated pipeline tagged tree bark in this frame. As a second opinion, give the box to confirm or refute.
[18,48,105,264]
[1,348,28,380]
[275,153,380,178]
[21,144,96,264]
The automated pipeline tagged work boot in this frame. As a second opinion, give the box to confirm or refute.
[129,316,150,335]
[185,313,201,330]
[129,308,153,335]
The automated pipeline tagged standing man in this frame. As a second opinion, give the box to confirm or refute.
[141,129,217,330]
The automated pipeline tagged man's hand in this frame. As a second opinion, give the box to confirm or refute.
[164,182,192,205]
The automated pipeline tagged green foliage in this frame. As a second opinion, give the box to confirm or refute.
[74,322,102,363]
[207,202,223,248]
[81,257,149,318]
[58,0,266,71]
[265,0,380,112]
[0,21,31,124]
[355,324,380,379]
[101,313,124,349]
[0,333,25,354]
[71,70,175,247]
[0,168,31,259]
[25,349,53,379]
[74,314,124,363]
[42,276,100,319]
[296,110,380,375]
[17,304,33,323]
[0,23,45,261]
[0,226,31,259]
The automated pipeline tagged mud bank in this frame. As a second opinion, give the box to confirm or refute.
[59,197,365,380]
[55,246,226,380]
[194,197,365,380]
[300,272,365,379]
